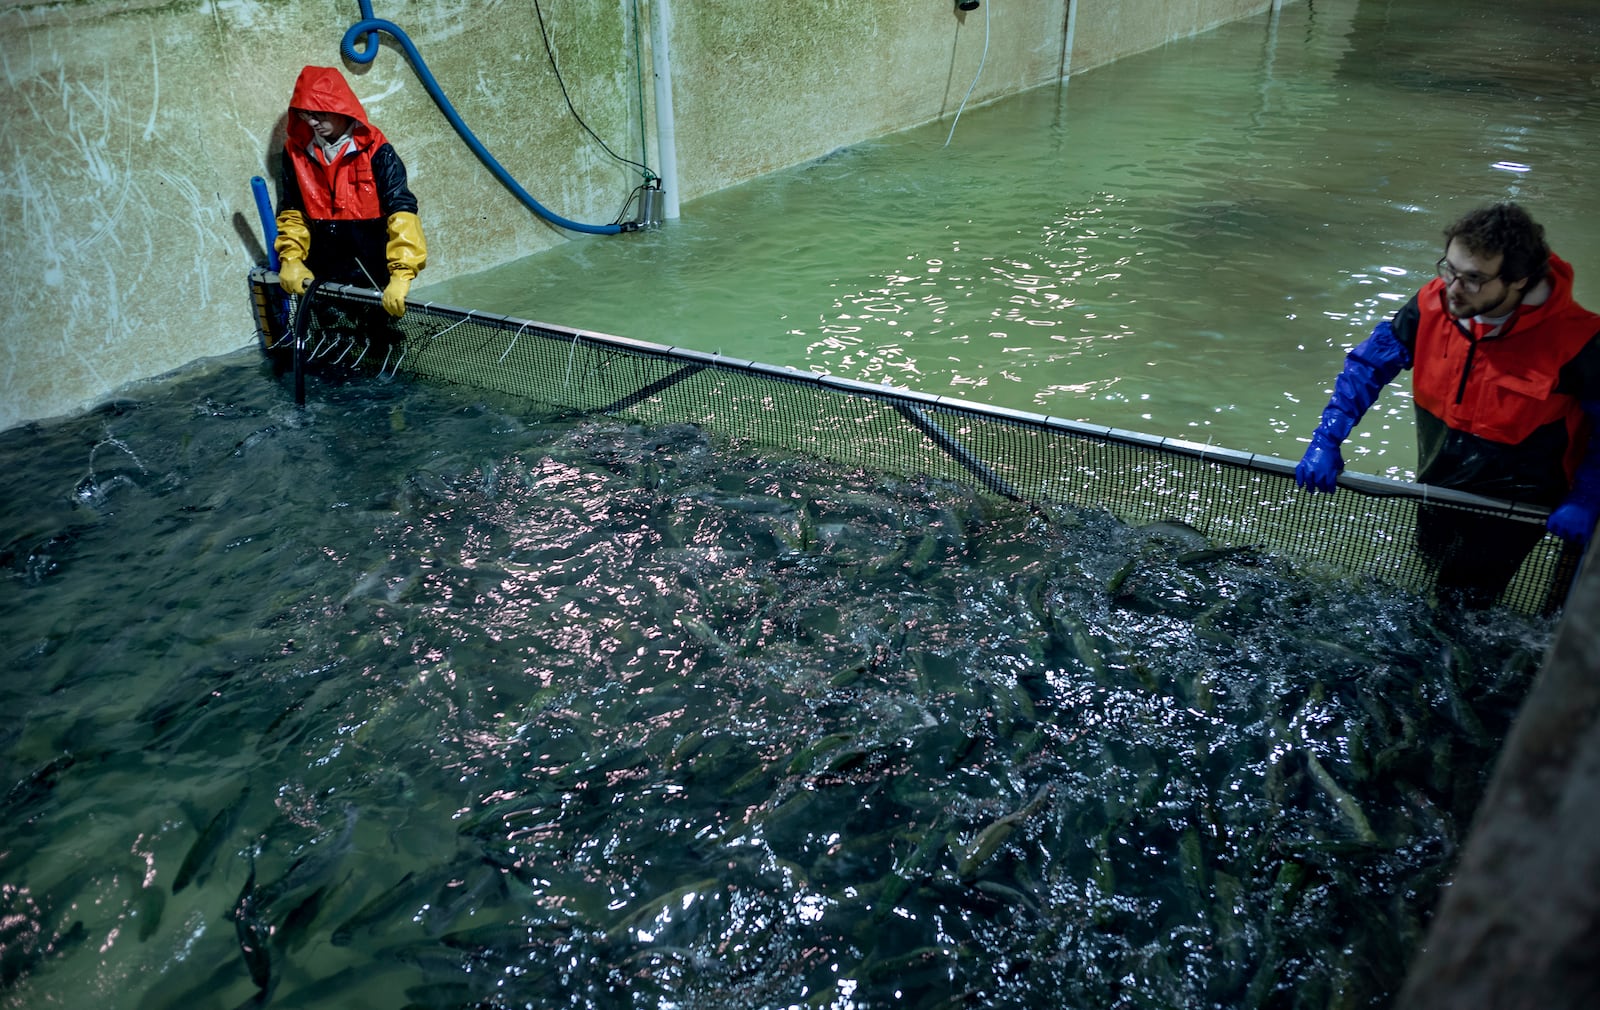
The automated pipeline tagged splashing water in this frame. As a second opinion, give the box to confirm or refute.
[0,352,1552,1009]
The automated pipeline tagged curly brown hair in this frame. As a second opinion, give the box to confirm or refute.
[1442,202,1550,287]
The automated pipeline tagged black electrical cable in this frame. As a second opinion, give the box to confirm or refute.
[290,278,326,406]
[532,0,657,185]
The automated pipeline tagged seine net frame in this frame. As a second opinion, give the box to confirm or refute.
[249,270,1583,616]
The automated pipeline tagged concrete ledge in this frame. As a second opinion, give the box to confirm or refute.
[1397,546,1600,1009]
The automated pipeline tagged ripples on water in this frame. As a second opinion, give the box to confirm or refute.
[0,356,1553,1008]
[427,0,1600,469]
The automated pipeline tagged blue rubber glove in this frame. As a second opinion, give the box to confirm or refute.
[1295,320,1413,493]
[1547,401,1600,545]
[1296,430,1344,492]
[1547,500,1599,545]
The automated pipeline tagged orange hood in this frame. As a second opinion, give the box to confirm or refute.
[284,65,381,152]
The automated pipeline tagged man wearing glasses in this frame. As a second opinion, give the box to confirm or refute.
[1295,202,1600,606]
[274,65,426,319]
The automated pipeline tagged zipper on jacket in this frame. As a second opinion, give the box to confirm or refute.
[1449,311,1522,405]
[1451,319,1477,405]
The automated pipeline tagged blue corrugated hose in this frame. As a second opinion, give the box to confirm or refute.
[250,176,280,269]
[341,2,630,235]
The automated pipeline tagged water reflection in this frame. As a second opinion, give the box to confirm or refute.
[428,0,1600,469]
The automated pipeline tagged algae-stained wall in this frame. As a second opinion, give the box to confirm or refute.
[1070,0,1282,72]
[0,0,646,434]
[0,0,1277,432]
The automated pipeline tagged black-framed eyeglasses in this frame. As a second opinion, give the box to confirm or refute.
[1436,256,1498,294]
[295,110,330,124]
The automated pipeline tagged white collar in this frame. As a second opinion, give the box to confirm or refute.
[308,130,356,165]
[1475,277,1550,327]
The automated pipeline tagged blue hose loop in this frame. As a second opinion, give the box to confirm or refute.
[340,8,627,235]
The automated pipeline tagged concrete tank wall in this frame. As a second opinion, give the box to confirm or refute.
[0,0,1276,432]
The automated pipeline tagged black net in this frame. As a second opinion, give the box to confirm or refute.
[248,270,1583,615]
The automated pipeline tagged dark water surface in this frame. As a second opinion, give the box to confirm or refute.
[0,354,1553,1008]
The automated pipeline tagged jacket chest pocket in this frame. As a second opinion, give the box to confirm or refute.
[1491,368,1556,401]
[1471,365,1563,444]
[330,161,377,217]
[348,161,374,190]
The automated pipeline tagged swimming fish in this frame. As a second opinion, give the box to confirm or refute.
[331,868,447,946]
[273,882,333,953]
[0,914,86,988]
[605,877,722,943]
[172,785,251,893]
[135,882,166,941]
[957,785,1053,880]
[421,856,511,937]
[1303,750,1377,844]
[1,753,77,825]
[1175,544,1264,567]
[261,803,358,913]
[229,859,272,993]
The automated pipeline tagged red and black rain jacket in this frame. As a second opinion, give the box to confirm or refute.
[1392,254,1600,504]
[279,66,418,286]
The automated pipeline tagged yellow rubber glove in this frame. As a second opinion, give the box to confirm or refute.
[382,269,413,318]
[274,209,315,294]
[275,208,312,267]
[385,211,427,271]
[381,211,426,318]
[278,258,313,295]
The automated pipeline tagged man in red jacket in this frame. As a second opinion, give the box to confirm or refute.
[1295,203,1600,606]
[274,65,426,318]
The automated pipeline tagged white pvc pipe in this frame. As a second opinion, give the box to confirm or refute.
[648,0,682,220]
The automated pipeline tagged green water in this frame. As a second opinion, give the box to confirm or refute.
[425,0,1600,477]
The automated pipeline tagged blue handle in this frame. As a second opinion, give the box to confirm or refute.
[251,175,280,270]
